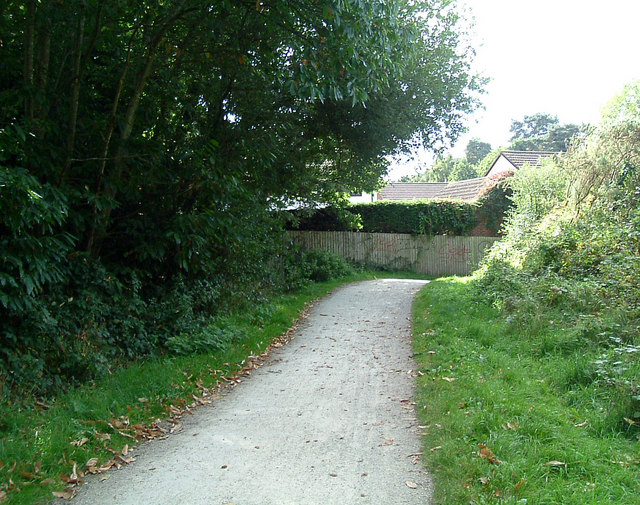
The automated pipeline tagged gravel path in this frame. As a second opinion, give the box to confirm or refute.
[70,279,432,505]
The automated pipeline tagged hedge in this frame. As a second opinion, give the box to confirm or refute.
[287,200,478,235]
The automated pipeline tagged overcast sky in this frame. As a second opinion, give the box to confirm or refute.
[388,0,640,180]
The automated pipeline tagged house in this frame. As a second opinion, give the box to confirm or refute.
[485,150,557,178]
[378,178,489,202]
[348,191,377,204]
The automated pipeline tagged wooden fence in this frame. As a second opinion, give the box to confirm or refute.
[288,231,500,277]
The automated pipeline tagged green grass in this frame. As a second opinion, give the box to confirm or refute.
[0,269,430,505]
[412,277,640,505]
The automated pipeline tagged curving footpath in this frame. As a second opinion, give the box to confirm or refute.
[69,279,432,505]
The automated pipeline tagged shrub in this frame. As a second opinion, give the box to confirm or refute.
[280,245,354,291]
[288,200,477,235]
[165,319,246,356]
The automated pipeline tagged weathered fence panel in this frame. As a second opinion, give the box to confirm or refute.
[288,231,499,276]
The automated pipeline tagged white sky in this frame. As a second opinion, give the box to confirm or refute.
[388,0,640,180]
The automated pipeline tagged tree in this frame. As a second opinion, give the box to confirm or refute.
[601,79,640,125]
[465,138,492,165]
[0,0,483,388]
[509,113,582,151]
[510,113,559,141]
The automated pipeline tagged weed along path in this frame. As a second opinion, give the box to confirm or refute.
[69,279,432,505]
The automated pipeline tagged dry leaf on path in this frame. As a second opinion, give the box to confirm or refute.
[406,480,418,489]
[52,487,77,500]
[85,458,99,469]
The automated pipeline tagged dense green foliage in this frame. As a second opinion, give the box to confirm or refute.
[353,201,477,234]
[476,86,640,437]
[0,0,480,395]
[288,200,478,235]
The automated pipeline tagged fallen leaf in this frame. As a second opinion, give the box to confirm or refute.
[479,476,490,485]
[122,444,129,456]
[67,462,81,484]
[501,422,519,431]
[329,473,338,477]
[94,432,111,441]
[574,421,589,427]
[624,417,639,426]
[85,458,99,468]
[515,478,526,491]
[430,446,442,452]
[40,478,57,485]
[0,491,6,503]
[114,454,135,465]
[71,437,89,447]
[99,475,110,482]
[543,461,567,467]
[442,377,456,382]
[34,460,42,473]
[110,418,124,429]
[478,444,502,464]
[52,487,77,500]
[406,480,418,489]
[137,397,149,403]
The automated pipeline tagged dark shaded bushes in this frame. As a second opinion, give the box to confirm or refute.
[288,200,478,235]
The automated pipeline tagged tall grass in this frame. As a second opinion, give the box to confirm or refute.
[413,277,639,505]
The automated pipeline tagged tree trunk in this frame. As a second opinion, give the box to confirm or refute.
[62,13,85,179]
[87,5,194,257]
[23,0,36,120]
[35,28,50,103]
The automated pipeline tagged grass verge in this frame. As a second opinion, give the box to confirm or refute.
[412,277,639,505]
[0,270,428,505]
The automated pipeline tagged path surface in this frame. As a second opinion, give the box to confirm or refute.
[70,279,432,505]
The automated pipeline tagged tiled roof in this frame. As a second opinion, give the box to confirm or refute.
[436,177,489,201]
[499,150,557,169]
[379,178,489,202]
[380,182,448,200]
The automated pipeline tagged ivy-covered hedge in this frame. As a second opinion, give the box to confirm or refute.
[287,200,478,235]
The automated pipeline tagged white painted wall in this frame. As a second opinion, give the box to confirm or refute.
[485,155,516,177]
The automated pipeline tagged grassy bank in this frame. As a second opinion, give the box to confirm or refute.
[3,271,420,505]
[413,277,639,505]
